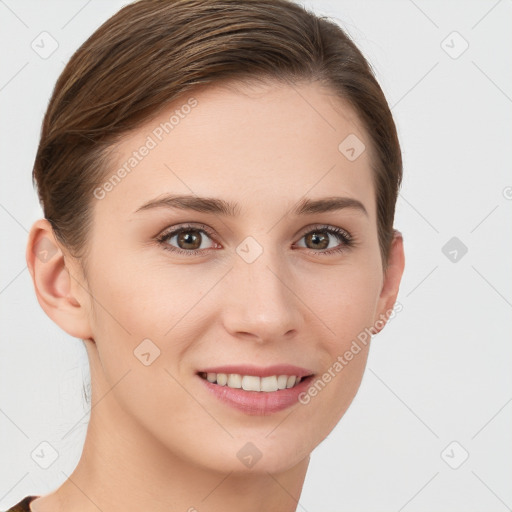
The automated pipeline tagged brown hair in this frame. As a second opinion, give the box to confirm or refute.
[33,0,402,274]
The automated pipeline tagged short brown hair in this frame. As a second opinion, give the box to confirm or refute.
[33,0,402,273]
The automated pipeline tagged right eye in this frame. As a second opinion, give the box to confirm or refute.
[156,223,220,256]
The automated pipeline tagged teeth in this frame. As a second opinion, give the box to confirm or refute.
[242,375,260,391]
[227,374,242,388]
[261,376,278,392]
[201,372,305,392]
[286,375,296,388]
[277,375,288,389]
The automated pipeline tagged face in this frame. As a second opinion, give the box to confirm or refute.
[63,79,400,473]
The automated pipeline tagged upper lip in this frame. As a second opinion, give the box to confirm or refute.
[197,364,315,378]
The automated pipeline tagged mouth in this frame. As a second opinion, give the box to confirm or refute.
[196,365,316,415]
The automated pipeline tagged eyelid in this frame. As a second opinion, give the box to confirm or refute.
[157,222,216,240]
[298,223,352,240]
[157,222,352,240]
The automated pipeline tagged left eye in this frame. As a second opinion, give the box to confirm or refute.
[294,226,352,254]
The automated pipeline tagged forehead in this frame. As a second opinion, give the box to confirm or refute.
[96,79,375,221]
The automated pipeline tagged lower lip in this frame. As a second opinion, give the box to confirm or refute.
[198,375,314,416]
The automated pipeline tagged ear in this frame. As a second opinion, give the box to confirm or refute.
[26,218,93,340]
[371,229,405,335]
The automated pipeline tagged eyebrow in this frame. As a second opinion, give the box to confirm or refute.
[133,194,368,217]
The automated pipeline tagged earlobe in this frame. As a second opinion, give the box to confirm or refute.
[372,229,405,335]
[26,219,93,340]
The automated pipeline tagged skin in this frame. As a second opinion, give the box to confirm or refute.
[26,79,404,512]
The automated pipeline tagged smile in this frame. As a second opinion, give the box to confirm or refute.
[196,365,316,415]
[198,372,304,392]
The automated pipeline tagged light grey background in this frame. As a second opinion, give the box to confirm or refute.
[1,1,511,511]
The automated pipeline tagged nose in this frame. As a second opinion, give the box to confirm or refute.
[221,247,303,343]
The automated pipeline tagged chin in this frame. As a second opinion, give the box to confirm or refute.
[188,431,314,475]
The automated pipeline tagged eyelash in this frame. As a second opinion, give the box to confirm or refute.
[155,223,355,257]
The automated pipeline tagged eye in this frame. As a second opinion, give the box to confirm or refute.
[156,223,218,255]
[294,224,354,255]
[155,223,355,257]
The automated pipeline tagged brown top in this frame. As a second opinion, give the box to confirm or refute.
[4,496,39,512]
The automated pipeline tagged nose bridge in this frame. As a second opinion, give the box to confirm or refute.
[222,240,301,340]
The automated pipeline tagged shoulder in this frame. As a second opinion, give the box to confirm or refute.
[3,496,40,512]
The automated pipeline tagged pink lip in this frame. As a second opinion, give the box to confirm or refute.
[196,365,315,416]
[197,364,314,378]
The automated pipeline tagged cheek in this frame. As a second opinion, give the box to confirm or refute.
[310,262,381,336]
[84,254,206,384]
[300,262,380,412]
[86,249,173,331]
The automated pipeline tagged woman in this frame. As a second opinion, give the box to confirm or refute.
[11,0,405,510]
